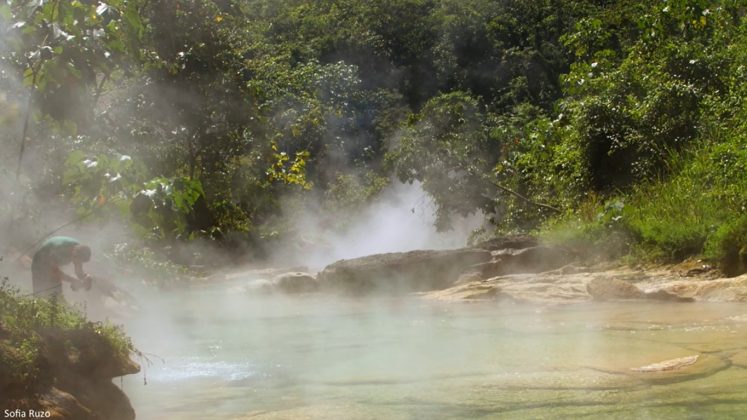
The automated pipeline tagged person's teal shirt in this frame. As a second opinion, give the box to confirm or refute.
[34,236,80,266]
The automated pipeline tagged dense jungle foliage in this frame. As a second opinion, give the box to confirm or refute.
[1,0,746,272]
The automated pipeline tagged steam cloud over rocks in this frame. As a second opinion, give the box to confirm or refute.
[274,181,486,269]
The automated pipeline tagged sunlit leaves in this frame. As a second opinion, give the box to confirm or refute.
[62,148,147,218]
[266,142,312,190]
[1,0,148,128]
[390,91,495,229]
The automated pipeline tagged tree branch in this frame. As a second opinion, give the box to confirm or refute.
[491,181,561,214]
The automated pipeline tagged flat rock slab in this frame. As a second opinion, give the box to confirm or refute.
[631,355,699,372]
[318,248,492,295]
[649,276,747,302]
[627,354,727,385]
[731,351,747,368]
[427,267,747,304]
[425,272,594,304]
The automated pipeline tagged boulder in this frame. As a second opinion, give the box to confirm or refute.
[587,278,645,300]
[271,272,318,294]
[39,328,139,420]
[490,246,576,275]
[318,248,492,295]
[39,388,92,420]
[1,327,139,420]
[472,235,537,251]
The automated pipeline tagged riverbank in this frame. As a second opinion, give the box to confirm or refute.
[0,285,140,420]
[209,236,747,305]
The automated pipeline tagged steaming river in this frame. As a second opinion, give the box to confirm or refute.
[121,281,747,419]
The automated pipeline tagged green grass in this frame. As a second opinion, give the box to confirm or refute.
[541,134,747,273]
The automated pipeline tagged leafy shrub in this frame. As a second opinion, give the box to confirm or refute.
[0,280,133,390]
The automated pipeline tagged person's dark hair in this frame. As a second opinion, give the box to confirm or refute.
[73,245,92,262]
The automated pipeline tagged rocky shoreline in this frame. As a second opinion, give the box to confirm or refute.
[225,237,747,304]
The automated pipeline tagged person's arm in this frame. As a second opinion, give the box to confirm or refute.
[74,260,89,281]
[73,261,93,290]
[52,266,81,286]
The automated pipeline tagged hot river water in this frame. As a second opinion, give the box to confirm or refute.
[120,279,747,419]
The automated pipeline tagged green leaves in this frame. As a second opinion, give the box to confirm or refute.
[390,91,495,229]
[131,176,209,240]
[266,142,312,189]
[1,0,149,130]
[62,149,146,218]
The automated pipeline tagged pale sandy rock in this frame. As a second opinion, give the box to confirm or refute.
[427,266,747,304]
[587,278,644,300]
[731,351,747,368]
[425,273,594,304]
[645,275,747,302]
[628,354,726,384]
[631,355,699,372]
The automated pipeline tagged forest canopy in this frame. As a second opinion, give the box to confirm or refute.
[1,0,746,271]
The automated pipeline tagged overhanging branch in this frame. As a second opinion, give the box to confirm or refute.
[490,181,562,214]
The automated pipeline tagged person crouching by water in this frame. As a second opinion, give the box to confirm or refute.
[31,236,93,299]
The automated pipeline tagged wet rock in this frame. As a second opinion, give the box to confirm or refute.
[586,276,693,302]
[643,289,694,303]
[586,278,645,300]
[216,266,310,284]
[39,328,139,420]
[427,272,591,304]
[649,275,747,302]
[720,245,747,277]
[455,270,483,285]
[543,264,593,275]
[318,248,492,295]
[425,281,505,301]
[429,264,747,304]
[731,351,747,368]
[271,272,318,294]
[39,388,92,419]
[461,246,577,282]
[628,354,727,385]
[0,328,140,420]
[472,235,538,251]
[630,355,699,372]
[495,246,576,274]
[41,328,140,379]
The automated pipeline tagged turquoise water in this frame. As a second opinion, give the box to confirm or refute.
[121,285,747,419]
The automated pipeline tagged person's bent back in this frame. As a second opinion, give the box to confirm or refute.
[31,236,92,299]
